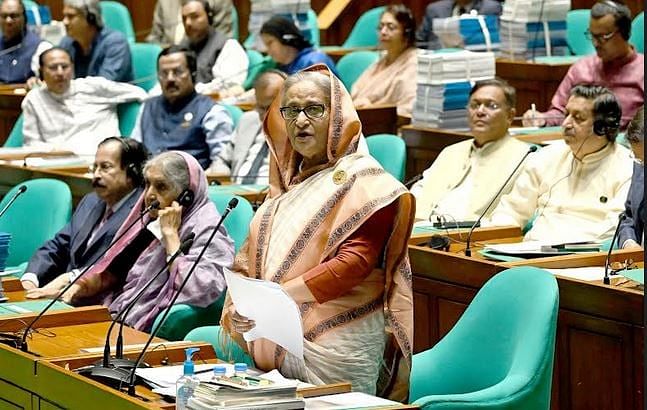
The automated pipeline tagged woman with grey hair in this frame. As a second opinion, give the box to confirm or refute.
[56,151,235,331]
[618,106,644,249]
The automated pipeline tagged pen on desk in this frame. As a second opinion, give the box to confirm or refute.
[531,103,537,121]
[195,367,214,375]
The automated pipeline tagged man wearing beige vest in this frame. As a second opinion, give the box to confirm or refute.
[411,78,530,221]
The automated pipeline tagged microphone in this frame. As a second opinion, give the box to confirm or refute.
[75,233,196,388]
[126,198,239,395]
[603,212,627,285]
[464,145,537,257]
[17,199,160,353]
[0,185,27,219]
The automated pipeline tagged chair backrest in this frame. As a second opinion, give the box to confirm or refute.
[630,11,644,53]
[342,6,385,48]
[567,9,596,55]
[99,0,135,43]
[307,9,320,47]
[129,42,162,91]
[4,114,24,147]
[409,266,559,409]
[242,49,277,90]
[231,6,239,40]
[336,50,379,90]
[221,103,244,128]
[366,134,406,182]
[117,101,141,137]
[206,189,254,252]
[0,179,72,266]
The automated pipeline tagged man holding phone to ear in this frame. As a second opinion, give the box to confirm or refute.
[489,85,633,243]
[131,46,234,170]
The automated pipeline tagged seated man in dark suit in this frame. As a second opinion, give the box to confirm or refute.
[21,137,148,292]
[416,0,502,49]
[618,105,644,249]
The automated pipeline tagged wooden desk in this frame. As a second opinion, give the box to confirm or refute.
[495,59,571,115]
[357,104,411,136]
[0,84,26,145]
[410,231,643,410]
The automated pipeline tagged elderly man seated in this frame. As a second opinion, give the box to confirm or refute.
[490,85,633,243]
[411,78,530,221]
[131,46,234,169]
[21,47,147,155]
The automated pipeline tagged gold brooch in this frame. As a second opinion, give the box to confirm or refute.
[332,170,347,185]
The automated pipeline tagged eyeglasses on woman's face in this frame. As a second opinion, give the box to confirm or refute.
[279,104,326,120]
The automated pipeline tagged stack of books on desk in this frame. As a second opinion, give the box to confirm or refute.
[432,14,501,52]
[187,380,304,409]
[413,50,495,129]
[247,0,313,50]
[0,232,10,272]
[499,0,570,59]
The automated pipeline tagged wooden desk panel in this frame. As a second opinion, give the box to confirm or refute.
[0,85,25,145]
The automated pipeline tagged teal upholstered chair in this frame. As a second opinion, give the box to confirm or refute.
[129,42,162,91]
[184,325,254,365]
[117,101,141,137]
[150,195,254,341]
[630,12,644,53]
[366,134,406,182]
[307,9,320,47]
[231,6,239,40]
[4,114,24,147]
[221,103,244,128]
[336,50,379,90]
[0,179,72,266]
[409,266,559,410]
[342,6,385,48]
[242,49,277,91]
[99,1,135,43]
[566,9,595,55]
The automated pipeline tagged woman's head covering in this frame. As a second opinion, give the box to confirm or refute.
[263,64,363,196]
[260,15,312,51]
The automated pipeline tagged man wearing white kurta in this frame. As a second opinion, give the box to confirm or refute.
[489,85,632,243]
[411,78,530,221]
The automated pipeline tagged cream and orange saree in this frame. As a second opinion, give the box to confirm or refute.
[221,65,414,399]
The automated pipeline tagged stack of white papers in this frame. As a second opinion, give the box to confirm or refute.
[501,0,571,22]
[432,15,501,52]
[417,49,496,85]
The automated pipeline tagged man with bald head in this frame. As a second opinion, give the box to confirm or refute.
[209,70,287,184]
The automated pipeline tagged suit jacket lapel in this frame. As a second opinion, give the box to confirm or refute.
[72,200,105,258]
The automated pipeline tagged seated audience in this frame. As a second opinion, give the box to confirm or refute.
[523,1,644,129]
[351,4,417,117]
[490,85,633,243]
[22,138,147,292]
[411,78,529,221]
[416,0,502,49]
[618,105,644,249]
[147,0,232,47]
[59,0,133,82]
[260,15,339,77]
[221,66,414,399]
[46,151,235,331]
[21,47,147,155]
[179,0,247,95]
[131,46,234,169]
[0,0,51,83]
[210,70,286,183]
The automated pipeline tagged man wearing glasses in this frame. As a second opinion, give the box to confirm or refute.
[410,78,530,221]
[21,137,147,293]
[131,46,234,169]
[523,0,643,129]
[0,0,51,83]
[21,47,146,154]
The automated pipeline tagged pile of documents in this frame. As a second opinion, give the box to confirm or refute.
[413,50,495,130]
[432,14,501,52]
[0,232,10,272]
[247,0,313,50]
[188,378,303,409]
[499,0,571,59]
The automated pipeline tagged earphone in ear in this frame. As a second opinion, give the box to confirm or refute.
[282,34,298,41]
[177,189,195,207]
[84,5,97,26]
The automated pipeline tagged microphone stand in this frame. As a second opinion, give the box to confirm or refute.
[126,198,239,396]
[0,185,27,219]
[465,146,537,256]
[16,200,160,353]
[75,233,196,388]
[603,212,627,285]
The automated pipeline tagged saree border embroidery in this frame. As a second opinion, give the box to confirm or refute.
[385,308,412,363]
[330,77,343,158]
[254,200,276,278]
[303,297,382,342]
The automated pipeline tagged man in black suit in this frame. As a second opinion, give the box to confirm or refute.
[618,106,644,249]
[416,0,502,49]
[21,137,148,292]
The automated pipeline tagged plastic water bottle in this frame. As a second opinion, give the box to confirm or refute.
[176,347,200,410]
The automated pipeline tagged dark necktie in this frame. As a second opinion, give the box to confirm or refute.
[241,141,269,185]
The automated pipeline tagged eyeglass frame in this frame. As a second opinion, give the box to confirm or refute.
[584,29,618,43]
[89,162,117,174]
[279,104,327,120]
[466,101,503,112]
[157,67,190,80]
[0,12,23,20]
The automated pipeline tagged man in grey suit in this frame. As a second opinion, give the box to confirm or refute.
[416,0,502,49]
[21,138,147,293]
[209,70,286,184]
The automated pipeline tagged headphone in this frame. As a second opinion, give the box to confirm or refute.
[427,235,450,252]
[84,5,97,26]
[592,94,622,141]
[176,188,195,207]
